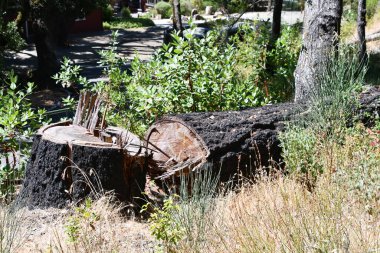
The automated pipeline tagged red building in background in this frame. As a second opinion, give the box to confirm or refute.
[69,9,103,34]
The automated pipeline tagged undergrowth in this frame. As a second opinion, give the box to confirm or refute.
[103,18,155,30]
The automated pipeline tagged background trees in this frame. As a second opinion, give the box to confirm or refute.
[21,0,107,87]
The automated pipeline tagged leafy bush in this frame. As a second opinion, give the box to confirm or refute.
[366,0,379,19]
[0,20,25,71]
[142,196,184,251]
[142,169,219,252]
[191,0,203,10]
[122,29,266,131]
[0,71,48,201]
[121,7,131,19]
[181,0,193,16]
[102,4,114,22]
[233,22,301,101]
[57,23,300,134]
[280,127,323,190]
[65,198,100,242]
[155,1,172,18]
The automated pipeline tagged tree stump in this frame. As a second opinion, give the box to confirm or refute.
[18,122,147,209]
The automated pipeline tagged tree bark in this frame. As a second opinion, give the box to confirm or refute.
[33,26,60,86]
[18,122,147,209]
[146,87,380,182]
[172,0,183,36]
[294,0,343,102]
[357,0,367,63]
[270,0,283,46]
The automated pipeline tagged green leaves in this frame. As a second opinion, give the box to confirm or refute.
[125,27,266,130]
[53,57,82,88]
[0,71,49,201]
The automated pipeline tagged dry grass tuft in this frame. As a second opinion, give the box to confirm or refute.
[203,176,380,253]
[49,194,154,253]
[168,124,380,253]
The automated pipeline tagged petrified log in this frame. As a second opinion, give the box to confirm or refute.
[18,122,147,209]
[146,87,380,181]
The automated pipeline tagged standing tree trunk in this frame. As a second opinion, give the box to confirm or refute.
[33,25,60,87]
[172,0,183,36]
[270,0,283,46]
[294,0,343,102]
[357,0,367,63]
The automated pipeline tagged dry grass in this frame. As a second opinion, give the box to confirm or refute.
[205,176,379,253]
[11,195,154,253]
[169,175,379,253]
[164,125,380,253]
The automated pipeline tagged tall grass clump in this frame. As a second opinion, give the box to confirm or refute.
[143,169,220,252]
[280,45,366,188]
[307,46,365,130]
[0,205,27,253]
[53,195,125,253]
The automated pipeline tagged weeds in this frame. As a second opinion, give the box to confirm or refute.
[53,194,138,253]
[0,204,27,253]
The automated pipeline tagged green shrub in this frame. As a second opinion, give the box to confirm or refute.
[191,0,204,10]
[0,20,25,71]
[0,71,48,201]
[279,127,323,190]
[233,22,301,102]
[203,0,219,11]
[181,0,193,16]
[147,8,158,18]
[102,4,114,22]
[142,196,184,251]
[122,29,266,131]
[367,0,379,19]
[142,169,219,252]
[155,1,172,18]
[121,7,131,19]
[65,198,100,243]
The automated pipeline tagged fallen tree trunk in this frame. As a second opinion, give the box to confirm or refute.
[146,87,380,181]
[18,122,147,209]
[18,88,380,207]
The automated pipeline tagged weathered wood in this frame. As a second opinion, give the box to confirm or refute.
[18,122,147,209]
[73,91,103,134]
[146,87,380,181]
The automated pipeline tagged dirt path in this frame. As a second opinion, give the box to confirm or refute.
[5,26,165,81]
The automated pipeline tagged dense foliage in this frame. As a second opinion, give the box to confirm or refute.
[155,1,173,18]
[55,22,301,135]
[0,71,48,201]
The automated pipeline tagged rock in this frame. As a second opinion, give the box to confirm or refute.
[193,14,205,20]
[205,6,214,15]
[213,11,223,18]
[191,8,198,17]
